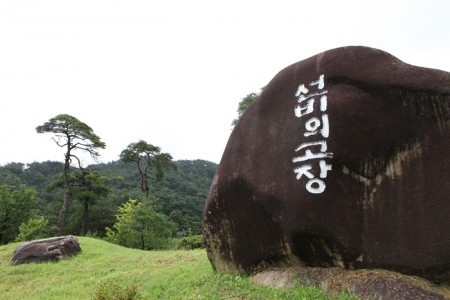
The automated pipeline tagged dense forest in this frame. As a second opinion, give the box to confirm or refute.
[0,159,217,247]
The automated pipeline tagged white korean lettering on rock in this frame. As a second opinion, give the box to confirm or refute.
[292,74,333,194]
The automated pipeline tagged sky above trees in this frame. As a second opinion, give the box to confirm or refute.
[0,0,449,165]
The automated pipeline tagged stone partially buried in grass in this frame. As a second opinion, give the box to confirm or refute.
[12,235,81,265]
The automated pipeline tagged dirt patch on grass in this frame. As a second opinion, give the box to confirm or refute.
[251,267,450,299]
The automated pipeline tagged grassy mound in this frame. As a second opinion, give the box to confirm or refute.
[0,237,355,299]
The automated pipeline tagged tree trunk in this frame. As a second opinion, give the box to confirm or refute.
[0,216,8,244]
[80,198,89,236]
[57,192,68,235]
[143,176,149,197]
[58,151,71,235]
[57,180,70,235]
[140,233,145,250]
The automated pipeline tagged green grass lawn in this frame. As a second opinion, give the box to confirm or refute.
[0,237,355,299]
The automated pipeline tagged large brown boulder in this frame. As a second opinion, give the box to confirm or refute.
[12,235,81,265]
[202,46,450,280]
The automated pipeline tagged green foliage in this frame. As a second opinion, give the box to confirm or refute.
[46,167,116,236]
[91,159,217,236]
[20,161,65,227]
[106,199,176,250]
[152,160,216,234]
[15,216,57,242]
[231,92,260,127]
[71,170,110,235]
[0,164,23,186]
[0,163,24,186]
[0,184,36,244]
[35,114,106,157]
[93,281,138,300]
[120,140,177,197]
[0,159,216,239]
[175,234,205,250]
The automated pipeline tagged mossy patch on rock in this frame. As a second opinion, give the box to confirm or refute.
[251,266,450,300]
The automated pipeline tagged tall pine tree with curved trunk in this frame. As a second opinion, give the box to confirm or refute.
[36,114,105,235]
[120,140,177,198]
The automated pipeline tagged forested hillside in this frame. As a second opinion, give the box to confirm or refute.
[0,159,217,244]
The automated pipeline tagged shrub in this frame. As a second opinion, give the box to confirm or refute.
[105,199,176,250]
[15,217,57,242]
[93,281,138,300]
[175,235,205,250]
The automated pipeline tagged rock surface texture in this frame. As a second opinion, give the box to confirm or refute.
[251,267,449,300]
[202,46,450,280]
[12,235,81,265]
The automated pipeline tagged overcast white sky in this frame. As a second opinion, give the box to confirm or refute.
[0,0,449,166]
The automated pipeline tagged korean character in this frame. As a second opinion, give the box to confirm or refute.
[294,74,328,118]
[295,74,327,102]
[293,160,332,194]
[303,114,329,138]
[292,140,333,163]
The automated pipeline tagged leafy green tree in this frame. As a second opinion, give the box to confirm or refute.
[106,199,176,250]
[36,114,106,234]
[231,92,259,127]
[120,140,177,197]
[15,216,57,242]
[48,169,112,235]
[71,171,109,235]
[0,184,36,244]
